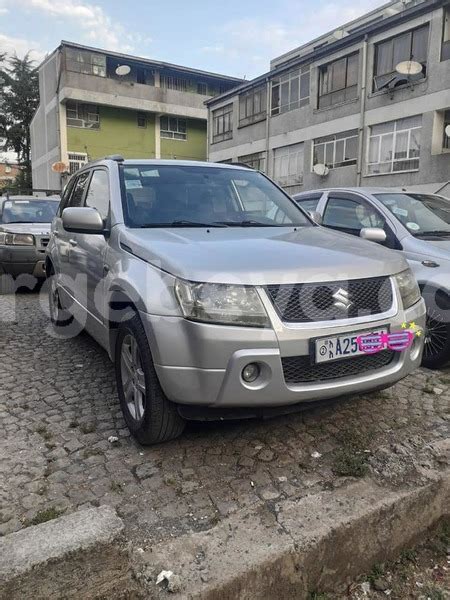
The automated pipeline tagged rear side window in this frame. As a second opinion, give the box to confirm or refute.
[68,171,91,208]
[323,196,385,233]
[84,170,110,221]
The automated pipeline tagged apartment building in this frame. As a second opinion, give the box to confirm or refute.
[207,0,450,196]
[31,41,242,190]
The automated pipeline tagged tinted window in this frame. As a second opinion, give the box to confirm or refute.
[68,171,90,208]
[85,170,110,220]
[121,165,311,228]
[296,196,321,212]
[323,197,384,233]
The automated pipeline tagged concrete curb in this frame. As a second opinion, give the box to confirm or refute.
[0,506,133,600]
[136,469,449,599]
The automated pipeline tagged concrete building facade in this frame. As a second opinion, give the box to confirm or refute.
[30,41,241,190]
[207,0,450,196]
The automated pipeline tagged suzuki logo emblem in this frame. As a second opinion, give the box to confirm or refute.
[332,288,352,311]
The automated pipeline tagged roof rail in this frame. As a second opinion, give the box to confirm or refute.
[104,155,125,162]
[221,162,254,169]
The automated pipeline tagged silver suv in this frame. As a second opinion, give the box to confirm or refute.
[46,159,425,444]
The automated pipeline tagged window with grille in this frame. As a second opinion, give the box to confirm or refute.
[271,66,310,115]
[212,104,233,143]
[373,24,429,91]
[238,152,266,172]
[160,116,187,140]
[273,143,304,187]
[66,102,100,129]
[137,112,147,128]
[367,115,422,175]
[239,86,267,126]
[65,48,106,77]
[319,53,359,108]
[160,75,189,92]
[313,130,358,169]
[68,152,88,175]
[197,82,208,95]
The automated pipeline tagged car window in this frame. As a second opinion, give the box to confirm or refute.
[0,200,59,224]
[84,169,110,221]
[57,178,76,216]
[323,196,385,234]
[121,165,311,228]
[68,171,91,208]
[375,193,450,237]
[295,196,321,212]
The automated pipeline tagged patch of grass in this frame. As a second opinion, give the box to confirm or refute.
[110,481,123,494]
[421,585,445,600]
[80,423,96,434]
[308,593,330,600]
[82,447,104,459]
[367,562,385,585]
[332,428,372,478]
[24,507,64,527]
[36,425,52,441]
[399,547,417,565]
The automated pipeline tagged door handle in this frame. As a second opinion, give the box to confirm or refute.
[69,239,78,247]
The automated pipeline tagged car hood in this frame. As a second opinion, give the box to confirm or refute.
[119,226,407,285]
[0,223,51,235]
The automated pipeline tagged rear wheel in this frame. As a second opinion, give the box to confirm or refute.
[422,306,450,370]
[115,312,185,445]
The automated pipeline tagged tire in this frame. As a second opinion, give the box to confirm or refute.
[422,305,450,370]
[115,311,185,445]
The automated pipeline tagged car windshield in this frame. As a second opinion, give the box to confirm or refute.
[0,199,59,224]
[375,193,450,238]
[120,164,311,228]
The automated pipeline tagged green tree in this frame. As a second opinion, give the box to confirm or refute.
[0,53,39,190]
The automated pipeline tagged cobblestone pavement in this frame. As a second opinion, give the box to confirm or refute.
[0,292,449,547]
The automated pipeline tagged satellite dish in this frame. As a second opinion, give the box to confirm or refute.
[115,65,131,76]
[395,60,423,76]
[313,163,330,177]
[445,124,450,138]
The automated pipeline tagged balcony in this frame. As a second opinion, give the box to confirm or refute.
[59,71,208,119]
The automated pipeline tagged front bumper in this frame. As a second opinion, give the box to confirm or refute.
[0,247,46,277]
[140,296,426,409]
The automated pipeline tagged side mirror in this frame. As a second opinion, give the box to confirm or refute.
[360,227,387,244]
[308,210,322,225]
[62,207,105,234]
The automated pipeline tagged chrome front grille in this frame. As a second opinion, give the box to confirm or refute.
[266,277,393,323]
[282,350,396,384]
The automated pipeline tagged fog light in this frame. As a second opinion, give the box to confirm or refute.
[242,363,260,383]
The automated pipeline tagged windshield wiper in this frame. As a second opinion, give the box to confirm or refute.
[139,220,227,228]
[415,230,450,237]
[217,220,281,227]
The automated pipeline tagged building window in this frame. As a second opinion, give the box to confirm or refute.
[65,48,106,77]
[161,75,189,92]
[66,102,100,129]
[137,112,147,128]
[136,67,155,86]
[373,24,429,91]
[273,142,304,187]
[313,130,358,170]
[367,115,422,175]
[319,52,359,108]
[160,116,187,140]
[212,104,233,143]
[271,66,310,115]
[443,8,450,61]
[197,82,208,95]
[239,86,267,126]
[238,152,266,172]
[68,152,88,175]
[444,110,450,150]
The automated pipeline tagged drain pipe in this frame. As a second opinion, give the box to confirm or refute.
[356,35,369,187]
[265,77,271,176]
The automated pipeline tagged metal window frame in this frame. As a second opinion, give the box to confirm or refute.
[273,142,304,187]
[367,117,422,175]
[318,52,359,108]
[212,104,233,143]
[312,130,359,170]
[270,66,310,116]
[160,116,187,140]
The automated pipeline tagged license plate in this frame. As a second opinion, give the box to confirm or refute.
[314,329,387,364]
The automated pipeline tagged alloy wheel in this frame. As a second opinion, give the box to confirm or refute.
[423,308,449,360]
[120,333,146,422]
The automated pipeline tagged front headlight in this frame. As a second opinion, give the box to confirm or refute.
[395,269,421,309]
[174,279,270,327]
[4,233,35,246]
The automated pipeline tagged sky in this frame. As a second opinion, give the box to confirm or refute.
[0,0,389,79]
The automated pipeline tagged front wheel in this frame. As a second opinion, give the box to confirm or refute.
[115,312,185,445]
[422,306,450,370]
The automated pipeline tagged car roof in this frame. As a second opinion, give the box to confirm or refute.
[82,158,253,172]
[292,187,432,198]
[1,195,60,201]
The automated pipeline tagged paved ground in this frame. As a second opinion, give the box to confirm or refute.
[0,292,449,548]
